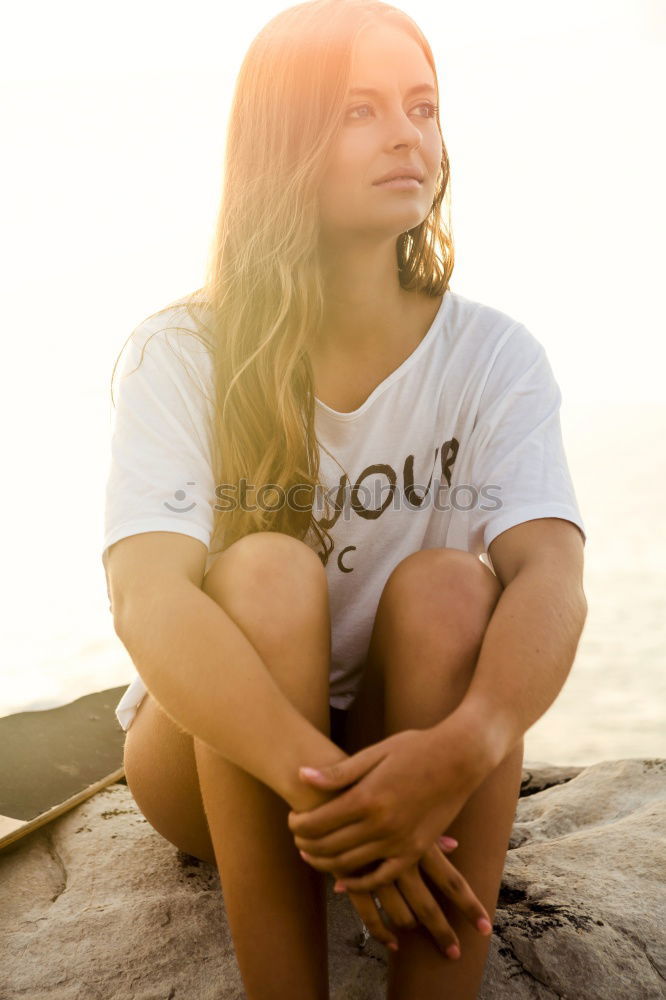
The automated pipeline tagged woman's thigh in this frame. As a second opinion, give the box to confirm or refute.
[124,693,348,865]
[123,690,217,866]
[123,531,333,864]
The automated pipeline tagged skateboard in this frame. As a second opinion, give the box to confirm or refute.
[0,686,128,852]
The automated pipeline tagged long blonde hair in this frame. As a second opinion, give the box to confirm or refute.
[116,0,455,565]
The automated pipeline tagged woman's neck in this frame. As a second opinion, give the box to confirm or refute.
[313,286,440,361]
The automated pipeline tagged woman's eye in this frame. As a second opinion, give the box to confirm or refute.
[346,102,438,120]
[347,103,374,120]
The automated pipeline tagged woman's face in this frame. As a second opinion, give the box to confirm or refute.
[318,23,443,246]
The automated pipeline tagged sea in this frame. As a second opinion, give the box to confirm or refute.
[2,398,664,769]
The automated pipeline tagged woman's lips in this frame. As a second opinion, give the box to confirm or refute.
[373,177,422,190]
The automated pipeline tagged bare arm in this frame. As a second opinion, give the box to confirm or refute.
[435,520,587,783]
[116,578,349,811]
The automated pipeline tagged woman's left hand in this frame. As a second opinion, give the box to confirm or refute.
[287,726,481,892]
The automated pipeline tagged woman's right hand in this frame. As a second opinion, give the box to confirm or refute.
[338,839,492,958]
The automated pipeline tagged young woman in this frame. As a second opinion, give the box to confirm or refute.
[102,1,587,997]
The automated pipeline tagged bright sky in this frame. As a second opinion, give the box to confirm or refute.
[2,0,664,411]
[1,0,665,716]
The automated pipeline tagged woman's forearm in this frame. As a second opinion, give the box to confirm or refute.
[433,560,587,782]
[116,579,348,810]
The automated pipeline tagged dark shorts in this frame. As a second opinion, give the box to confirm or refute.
[329,705,349,751]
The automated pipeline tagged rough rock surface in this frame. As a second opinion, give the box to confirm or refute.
[0,758,664,999]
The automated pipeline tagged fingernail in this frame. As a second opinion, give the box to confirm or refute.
[299,850,311,860]
[299,767,322,779]
[439,835,458,848]
[446,944,461,960]
[333,881,347,893]
[388,941,399,952]
[477,918,492,935]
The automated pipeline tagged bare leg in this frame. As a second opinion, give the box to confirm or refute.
[386,742,524,1000]
[193,534,332,1000]
[345,549,524,1000]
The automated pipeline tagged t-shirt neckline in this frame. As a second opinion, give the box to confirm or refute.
[314,291,450,422]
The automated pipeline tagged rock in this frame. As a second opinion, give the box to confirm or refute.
[0,758,664,999]
[518,760,585,797]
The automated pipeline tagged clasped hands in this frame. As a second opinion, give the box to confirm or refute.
[287,725,494,954]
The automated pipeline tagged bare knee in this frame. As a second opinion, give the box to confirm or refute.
[383,548,503,644]
[202,531,331,729]
[369,550,503,715]
[205,531,325,597]
[203,532,328,634]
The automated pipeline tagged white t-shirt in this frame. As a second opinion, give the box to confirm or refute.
[103,291,586,730]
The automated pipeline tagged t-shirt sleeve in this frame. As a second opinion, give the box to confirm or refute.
[459,323,586,562]
[101,320,217,575]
